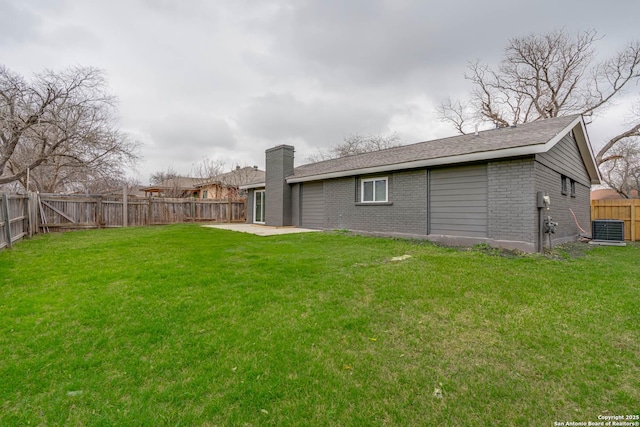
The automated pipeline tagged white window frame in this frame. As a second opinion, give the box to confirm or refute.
[254,190,265,224]
[360,177,388,203]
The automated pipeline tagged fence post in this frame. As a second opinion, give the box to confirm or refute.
[122,186,128,228]
[22,194,29,238]
[147,197,151,226]
[95,195,103,229]
[631,201,636,242]
[228,199,232,223]
[2,193,12,249]
[32,192,39,235]
[27,192,34,237]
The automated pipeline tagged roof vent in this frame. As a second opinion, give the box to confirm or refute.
[253,165,258,170]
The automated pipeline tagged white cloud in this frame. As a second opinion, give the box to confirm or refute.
[1,0,639,183]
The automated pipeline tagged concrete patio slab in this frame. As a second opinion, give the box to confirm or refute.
[202,223,321,236]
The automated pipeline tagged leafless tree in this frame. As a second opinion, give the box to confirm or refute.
[599,138,640,198]
[306,132,402,162]
[148,166,194,198]
[190,157,226,181]
[437,29,640,165]
[0,65,139,192]
[149,166,179,186]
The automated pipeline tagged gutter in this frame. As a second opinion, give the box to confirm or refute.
[239,182,265,190]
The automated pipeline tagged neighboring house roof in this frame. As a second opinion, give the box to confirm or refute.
[287,115,600,185]
[591,188,638,200]
[195,166,265,188]
[140,177,205,193]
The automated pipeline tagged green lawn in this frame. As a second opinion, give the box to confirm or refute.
[1,224,638,426]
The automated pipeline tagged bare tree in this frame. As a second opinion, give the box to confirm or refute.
[0,65,139,191]
[149,166,179,186]
[599,138,640,198]
[438,29,640,164]
[306,132,402,162]
[190,157,226,181]
[219,165,263,200]
[436,98,470,135]
[147,166,194,198]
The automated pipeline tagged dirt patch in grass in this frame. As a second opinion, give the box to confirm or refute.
[546,241,593,259]
[461,240,596,260]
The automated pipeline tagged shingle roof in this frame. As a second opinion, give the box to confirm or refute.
[140,176,205,191]
[195,166,265,188]
[290,115,582,181]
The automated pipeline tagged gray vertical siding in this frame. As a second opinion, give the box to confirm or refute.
[301,182,325,229]
[291,183,301,227]
[246,189,255,224]
[534,132,592,246]
[429,164,488,237]
[536,133,590,185]
[534,161,591,242]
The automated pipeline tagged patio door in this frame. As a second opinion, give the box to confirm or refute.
[254,190,265,224]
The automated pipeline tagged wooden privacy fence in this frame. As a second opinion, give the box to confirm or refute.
[591,199,639,241]
[38,194,246,229]
[0,193,37,250]
[0,192,246,250]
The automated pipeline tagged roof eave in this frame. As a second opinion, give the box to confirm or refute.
[571,118,601,185]
[239,182,265,190]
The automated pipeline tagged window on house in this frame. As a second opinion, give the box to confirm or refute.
[570,179,576,197]
[202,190,208,199]
[561,175,568,195]
[361,177,388,203]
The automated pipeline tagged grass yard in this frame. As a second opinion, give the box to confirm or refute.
[0,224,639,426]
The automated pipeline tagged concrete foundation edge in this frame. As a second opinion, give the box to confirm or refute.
[323,229,582,253]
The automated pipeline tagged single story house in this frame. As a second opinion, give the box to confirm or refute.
[241,115,601,252]
[140,167,265,200]
[195,166,265,200]
[140,177,203,198]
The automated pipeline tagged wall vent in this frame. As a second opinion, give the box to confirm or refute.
[591,220,624,242]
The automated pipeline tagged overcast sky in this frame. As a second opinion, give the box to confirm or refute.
[2,0,639,184]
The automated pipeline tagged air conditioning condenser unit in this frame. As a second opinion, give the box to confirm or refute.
[591,219,625,243]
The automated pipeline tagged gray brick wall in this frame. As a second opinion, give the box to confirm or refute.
[534,161,591,243]
[324,169,428,235]
[265,145,294,226]
[487,158,536,244]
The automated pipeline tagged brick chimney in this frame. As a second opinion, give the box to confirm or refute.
[265,145,294,226]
